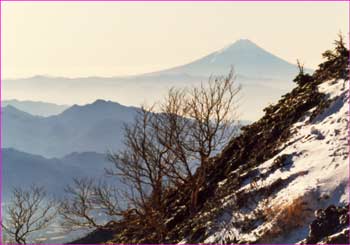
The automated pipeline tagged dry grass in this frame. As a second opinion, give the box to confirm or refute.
[257,195,313,241]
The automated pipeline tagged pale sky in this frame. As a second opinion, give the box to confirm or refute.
[3,1,349,79]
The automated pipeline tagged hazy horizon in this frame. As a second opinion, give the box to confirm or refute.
[3,1,349,121]
[3,38,302,80]
[4,2,349,79]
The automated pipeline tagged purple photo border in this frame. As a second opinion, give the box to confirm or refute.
[0,0,349,244]
[0,0,349,1]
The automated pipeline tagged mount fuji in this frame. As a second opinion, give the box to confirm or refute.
[3,39,310,120]
[149,39,310,80]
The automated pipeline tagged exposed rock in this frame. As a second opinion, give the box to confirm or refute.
[300,204,349,244]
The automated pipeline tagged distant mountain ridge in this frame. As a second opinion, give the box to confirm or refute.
[2,148,116,200]
[2,100,138,157]
[59,99,136,122]
[3,39,311,120]
[2,99,69,116]
[5,39,311,81]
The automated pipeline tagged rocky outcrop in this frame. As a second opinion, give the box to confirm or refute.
[300,205,349,244]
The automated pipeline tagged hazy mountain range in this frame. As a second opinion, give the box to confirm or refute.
[2,99,69,116]
[2,100,138,157]
[2,148,117,200]
[3,39,312,120]
[2,39,310,203]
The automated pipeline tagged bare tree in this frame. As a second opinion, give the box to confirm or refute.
[92,181,123,217]
[58,178,124,232]
[155,69,240,210]
[107,107,172,239]
[106,69,240,237]
[1,185,56,244]
[58,178,102,230]
[187,69,240,163]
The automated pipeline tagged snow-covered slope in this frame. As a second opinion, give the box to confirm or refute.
[203,78,349,244]
[69,42,349,245]
[73,77,349,244]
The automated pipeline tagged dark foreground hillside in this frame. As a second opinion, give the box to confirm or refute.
[72,42,349,244]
